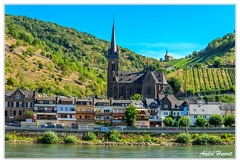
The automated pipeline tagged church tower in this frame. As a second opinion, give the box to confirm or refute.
[107,19,119,98]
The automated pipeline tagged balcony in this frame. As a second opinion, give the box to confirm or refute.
[137,117,149,121]
[149,112,158,116]
[34,110,57,113]
[57,118,77,121]
[94,119,112,123]
[77,119,94,122]
[95,112,112,116]
[77,111,95,114]
[112,112,124,116]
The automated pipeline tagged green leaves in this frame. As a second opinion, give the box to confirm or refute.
[124,104,138,126]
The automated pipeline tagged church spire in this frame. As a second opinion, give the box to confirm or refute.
[110,16,117,54]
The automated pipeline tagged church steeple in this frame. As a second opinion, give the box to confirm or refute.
[108,17,118,58]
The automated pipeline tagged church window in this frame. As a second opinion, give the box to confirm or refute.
[121,86,125,95]
[137,86,141,94]
[129,86,133,95]
[148,74,150,81]
[147,85,151,94]
[114,86,117,91]
[112,63,115,71]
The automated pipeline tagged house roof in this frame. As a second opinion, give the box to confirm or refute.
[5,88,35,98]
[145,98,158,107]
[115,70,168,85]
[189,104,222,115]
[221,103,235,110]
[158,94,185,108]
[36,97,57,101]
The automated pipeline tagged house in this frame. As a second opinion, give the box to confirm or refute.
[5,87,36,122]
[132,100,149,127]
[189,103,222,126]
[111,100,130,126]
[159,94,186,125]
[221,103,235,116]
[145,98,161,127]
[76,98,95,127]
[34,96,57,126]
[56,96,76,126]
[94,99,112,125]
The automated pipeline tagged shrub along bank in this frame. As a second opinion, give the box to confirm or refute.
[5,130,235,146]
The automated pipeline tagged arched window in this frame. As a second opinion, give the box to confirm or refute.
[136,86,141,94]
[129,86,133,95]
[114,85,117,92]
[121,86,125,95]
[148,74,150,81]
[147,85,151,94]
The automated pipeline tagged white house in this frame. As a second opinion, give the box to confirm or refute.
[189,103,222,126]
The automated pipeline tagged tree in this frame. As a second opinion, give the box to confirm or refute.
[164,84,173,94]
[7,77,16,86]
[178,116,191,127]
[163,117,174,127]
[223,115,235,127]
[167,76,183,93]
[208,114,223,127]
[130,94,142,100]
[195,116,207,127]
[23,110,35,119]
[124,104,138,126]
[213,57,223,68]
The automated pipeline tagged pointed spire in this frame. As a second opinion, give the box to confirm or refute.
[111,16,117,53]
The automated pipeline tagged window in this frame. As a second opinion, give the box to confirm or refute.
[27,102,31,108]
[79,115,82,119]
[164,112,168,116]
[19,111,22,116]
[13,111,16,116]
[5,101,9,107]
[65,107,68,111]
[60,107,63,111]
[129,86,133,95]
[173,112,176,115]
[147,85,151,94]
[177,112,180,116]
[5,111,8,116]
[13,102,16,107]
[164,104,168,109]
[194,116,197,118]
[15,93,20,99]
[70,107,75,111]
[19,102,22,108]
[49,101,53,104]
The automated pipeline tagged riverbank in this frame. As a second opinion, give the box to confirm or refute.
[5,139,235,146]
[5,130,235,146]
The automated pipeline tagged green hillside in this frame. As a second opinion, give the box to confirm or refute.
[164,32,235,69]
[4,14,163,97]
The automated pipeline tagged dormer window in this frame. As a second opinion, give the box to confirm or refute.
[15,93,20,99]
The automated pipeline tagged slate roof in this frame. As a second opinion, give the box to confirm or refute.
[189,104,222,115]
[5,88,35,98]
[158,94,185,108]
[145,98,158,107]
[115,70,168,84]
[116,71,145,83]
[36,97,57,101]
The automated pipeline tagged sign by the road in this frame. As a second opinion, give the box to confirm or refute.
[100,127,109,132]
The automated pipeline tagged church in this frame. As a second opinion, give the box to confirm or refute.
[107,20,168,100]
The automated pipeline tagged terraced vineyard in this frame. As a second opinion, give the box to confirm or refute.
[184,68,235,95]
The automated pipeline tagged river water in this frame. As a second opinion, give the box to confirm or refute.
[5,143,235,158]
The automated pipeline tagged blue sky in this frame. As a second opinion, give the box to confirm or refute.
[4,4,235,60]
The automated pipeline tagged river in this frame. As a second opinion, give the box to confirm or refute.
[5,143,235,158]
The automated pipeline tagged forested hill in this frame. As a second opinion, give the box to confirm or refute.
[4,14,163,97]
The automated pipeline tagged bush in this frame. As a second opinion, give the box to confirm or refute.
[192,134,222,145]
[86,132,97,141]
[40,131,59,144]
[5,134,12,141]
[108,130,121,142]
[175,133,191,144]
[137,135,145,142]
[63,135,78,144]
[144,134,152,143]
